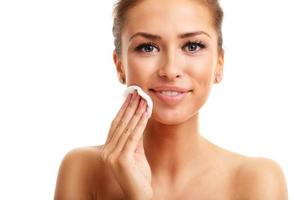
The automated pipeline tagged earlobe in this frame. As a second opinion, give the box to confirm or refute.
[214,72,223,83]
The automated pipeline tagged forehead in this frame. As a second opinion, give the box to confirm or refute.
[122,0,215,40]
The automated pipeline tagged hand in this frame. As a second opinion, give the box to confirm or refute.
[99,91,153,200]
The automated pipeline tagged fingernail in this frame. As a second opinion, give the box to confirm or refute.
[132,91,137,99]
[143,111,150,119]
[135,92,140,100]
[139,99,145,107]
[128,93,132,99]
[130,92,134,101]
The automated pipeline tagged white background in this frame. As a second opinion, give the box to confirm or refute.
[0,0,299,199]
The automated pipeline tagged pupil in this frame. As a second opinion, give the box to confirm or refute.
[189,44,197,51]
[145,45,153,52]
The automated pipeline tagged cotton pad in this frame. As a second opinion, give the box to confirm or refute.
[123,85,153,118]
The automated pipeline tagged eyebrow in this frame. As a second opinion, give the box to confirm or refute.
[128,31,211,41]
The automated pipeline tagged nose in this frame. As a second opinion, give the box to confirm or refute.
[157,48,183,81]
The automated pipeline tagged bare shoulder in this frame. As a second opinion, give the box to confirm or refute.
[234,156,288,200]
[54,145,104,200]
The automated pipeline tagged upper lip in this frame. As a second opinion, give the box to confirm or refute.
[150,85,192,93]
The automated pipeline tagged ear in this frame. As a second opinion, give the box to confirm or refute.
[214,50,224,84]
[113,50,125,84]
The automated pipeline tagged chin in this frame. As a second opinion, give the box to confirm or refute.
[150,109,194,125]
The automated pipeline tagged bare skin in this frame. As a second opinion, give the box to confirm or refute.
[54,93,287,199]
[54,143,287,199]
[55,0,288,199]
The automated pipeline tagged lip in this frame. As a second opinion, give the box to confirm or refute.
[150,85,192,93]
[149,86,192,105]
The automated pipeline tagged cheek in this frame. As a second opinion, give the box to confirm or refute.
[126,56,157,83]
[188,54,215,85]
[187,55,215,108]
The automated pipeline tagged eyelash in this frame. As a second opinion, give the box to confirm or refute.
[134,42,158,53]
[134,40,206,54]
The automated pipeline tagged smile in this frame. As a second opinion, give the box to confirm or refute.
[149,89,191,105]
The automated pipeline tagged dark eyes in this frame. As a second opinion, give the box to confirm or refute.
[134,41,206,54]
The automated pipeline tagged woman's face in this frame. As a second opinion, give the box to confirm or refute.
[114,0,224,124]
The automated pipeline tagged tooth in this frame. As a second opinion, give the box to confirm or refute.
[160,91,180,96]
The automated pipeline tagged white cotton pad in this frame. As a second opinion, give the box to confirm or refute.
[123,85,153,117]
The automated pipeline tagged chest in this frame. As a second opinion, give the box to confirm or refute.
[151,176,235,200]
[98,174,236,200]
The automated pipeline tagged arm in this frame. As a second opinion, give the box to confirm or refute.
[237,157,288,200]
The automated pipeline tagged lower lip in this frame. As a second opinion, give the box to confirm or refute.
[150,90,191,105]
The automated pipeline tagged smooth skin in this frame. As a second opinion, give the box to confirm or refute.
[54,0,288,199]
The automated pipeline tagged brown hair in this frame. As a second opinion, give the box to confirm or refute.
[112,0,224,57]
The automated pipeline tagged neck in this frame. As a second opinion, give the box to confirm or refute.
[143,113,205,182]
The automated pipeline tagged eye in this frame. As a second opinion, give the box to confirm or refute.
[134,42,159,53]
[183,41,206,53]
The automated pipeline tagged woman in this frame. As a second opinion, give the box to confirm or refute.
[54,0,288,199]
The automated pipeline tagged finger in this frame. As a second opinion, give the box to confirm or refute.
[113,98,147,154]
[122,107,149,155]
[108,91,140,148]
[105,93,132,145]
